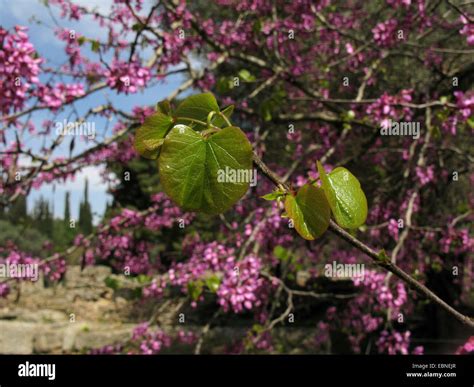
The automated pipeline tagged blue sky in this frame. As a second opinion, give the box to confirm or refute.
[0,0,186,223]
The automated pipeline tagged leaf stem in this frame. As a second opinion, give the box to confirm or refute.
[176,117,221,131]
[218,111,232,127]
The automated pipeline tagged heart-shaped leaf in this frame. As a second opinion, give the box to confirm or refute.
[174,92,220,129]
[317,161,368,229]
[284,184,330,240]
[134,112,174,159]
[159,125,253,214]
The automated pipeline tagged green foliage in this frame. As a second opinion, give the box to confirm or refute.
[134,93,369,242]
[32,196,53,238]
[204,275,221,293]
[238,69,256,82]
[187,280,204,301]
[273,245,290,262]
[104,276,120,290]
[212,105,234,128]
[284,184,330,240]
[261,189,286,202]
[317,161,368,229]
[174,92,220,129]
[64,192,71,224]
[78,179,93,235]
[0,219,47,257]
[7,194,27,223]
[159,125,253,214]
[134,112,174,159]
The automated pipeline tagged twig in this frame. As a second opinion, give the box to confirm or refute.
[253,149,474,329]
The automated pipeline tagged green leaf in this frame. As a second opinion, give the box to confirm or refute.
[104,276,119,290]
[317,161,368,229]
[376,249,390,264]
[156,100,171,115]
[174,92,220,129]
[132,23,144,32]
[91,40,100,53]
[284,184,330,240]
[238,69,256,82]
[259,99,273,121]
[261,192,280,201]
[134,112,174,159]
[187,281,203,300]
[136,274,152,284]
[273,245,290,261]
[216,76,234,94]
[212,105,234,128]
[261,189,285,201]
[205,275,221,293]
[467,117,474,129]
[159,125,253,214]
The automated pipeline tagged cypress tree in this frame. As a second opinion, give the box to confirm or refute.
[64,192,71,225]
[78,179,93,234]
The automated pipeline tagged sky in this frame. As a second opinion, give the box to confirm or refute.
[0,0,186,223]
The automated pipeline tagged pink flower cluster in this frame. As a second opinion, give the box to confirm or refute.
[442,91,474,135]
[353,270,407,314]
[0,243,66,286]
[372,19,398,47]
[366,90,414,128]
[105,60,151,94]
[320,269,415,354]
[386,0,412,8]
[0,26,42,115]
[38,83,85,109]
[455,336,474,354]
[454,90,474,120]
[388,218,400,241]
[42,256,67,281]
[75,193,192,274]
[377,330,423,355]
[217,255,265,313]
[439,227,473,255]
[131,323,172,354]
[0,283,10,298]
[415,165,435,186]
[55,28,83,68]
[459,16,474,46]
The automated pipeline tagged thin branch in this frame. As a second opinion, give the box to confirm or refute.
[253,149,474,329]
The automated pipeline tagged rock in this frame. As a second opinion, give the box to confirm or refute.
[0,321,36,354]
[19,274,44,294]
[62,324,81,352]
[65,265,111,289]
[34,325,65,353]
[74,324,133,351]
[19,309,68,323]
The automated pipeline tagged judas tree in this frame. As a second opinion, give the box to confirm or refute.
[0,0,473,354]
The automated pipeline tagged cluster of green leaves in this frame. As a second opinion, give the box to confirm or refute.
[264,162,368,240]
[135,92,368,241]
[134,93,253,215]
[187,274,221,301]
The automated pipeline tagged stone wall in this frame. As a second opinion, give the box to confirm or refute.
[0,265,137,354]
